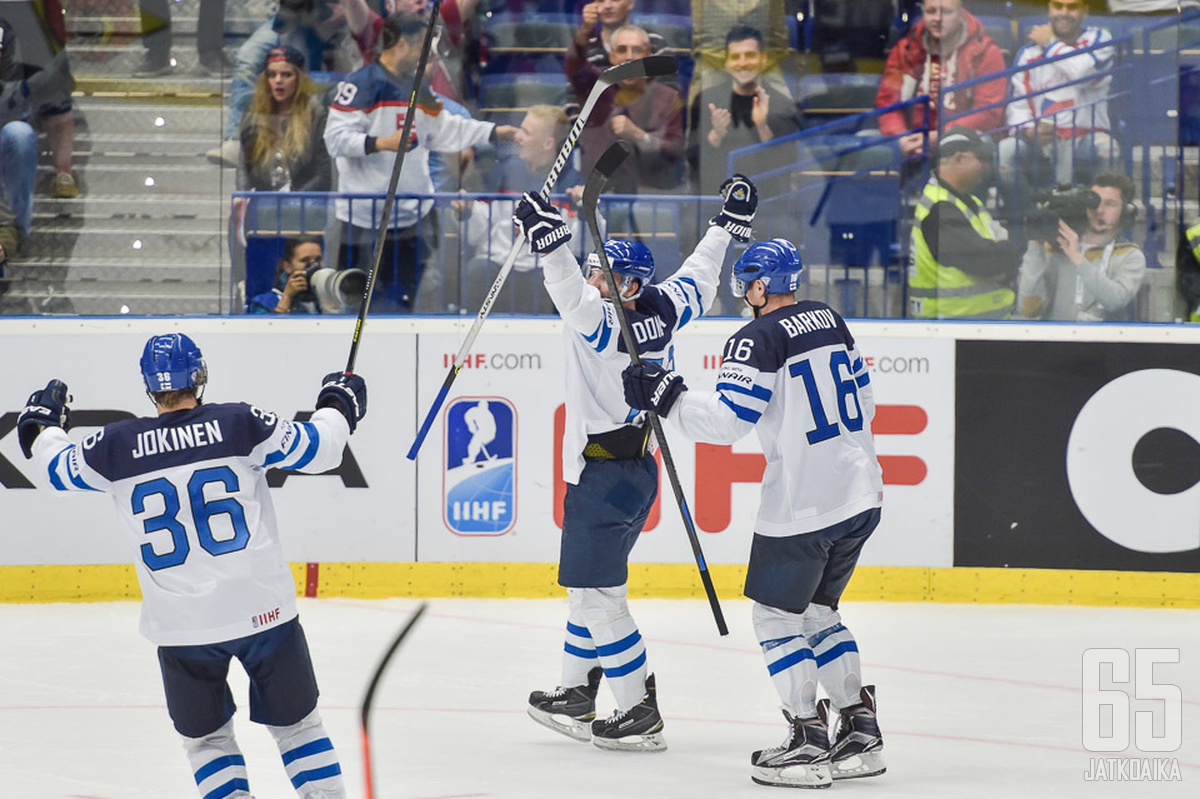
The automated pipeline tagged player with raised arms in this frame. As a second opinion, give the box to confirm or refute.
[15,332,367,799]
[510,174,757,752]
[621,239,887,787]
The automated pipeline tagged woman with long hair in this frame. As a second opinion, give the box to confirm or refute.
[238,45,332,192]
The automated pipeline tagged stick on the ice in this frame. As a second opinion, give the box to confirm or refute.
[361,601,428,799]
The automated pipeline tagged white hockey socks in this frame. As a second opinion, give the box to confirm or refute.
[570,585,649,711]
[752,603,818,717]
[267,710,346,798]
[561,588,602,688]
[803,604,863,710]
[182,719,252,798]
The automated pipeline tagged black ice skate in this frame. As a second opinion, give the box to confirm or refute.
[590,673,667,752]
[527,666,602,742]
[750,709,832,789]
[817,685,886,780]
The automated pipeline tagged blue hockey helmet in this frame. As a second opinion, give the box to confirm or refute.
[731,238,805,298]
[140,333,207,395]
[586,239,655,299]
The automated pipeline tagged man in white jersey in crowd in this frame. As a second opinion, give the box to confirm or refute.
[510,175,758,751]
[15,332,367,799]
[621,239,886,788]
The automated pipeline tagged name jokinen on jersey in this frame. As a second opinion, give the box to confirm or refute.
[30,403,351,646]
[672,300,884,536]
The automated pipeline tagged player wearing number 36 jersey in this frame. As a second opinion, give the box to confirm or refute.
[623,239,887,789]
[17,332,367,799]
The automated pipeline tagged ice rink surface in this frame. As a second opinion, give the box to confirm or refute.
[2,597,1197,798]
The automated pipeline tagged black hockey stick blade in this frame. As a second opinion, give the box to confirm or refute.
[603,53,678,83]
[580,143,729,638]
[361,601,428,799]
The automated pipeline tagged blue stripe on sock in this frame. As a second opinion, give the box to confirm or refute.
[759,634,800,652]
[194,755,246,784]
[815,640,859,667]
[807,623,845,649]
[767,646,814,676]
[603,649,646,678]
[291,762,343,789]
[281,737,334,766]
[564,642,597,659]
[595,630,641,657]
[566,621,591,638]
[202,777,250,799]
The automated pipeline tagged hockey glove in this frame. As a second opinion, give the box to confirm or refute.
[317,372,367,433]
[710,174,758,242]
[514,192,571,255]
[622,363,687,417]
[18,379,71,459]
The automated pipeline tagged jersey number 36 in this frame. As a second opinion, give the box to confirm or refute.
[132,465,250,571]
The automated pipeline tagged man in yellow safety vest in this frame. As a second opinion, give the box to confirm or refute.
[908,126,1019,319]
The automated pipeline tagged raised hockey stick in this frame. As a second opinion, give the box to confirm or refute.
[581,141,729,637]
[344,0,445,376]
[406,54,679,460]
[361,601,428,799]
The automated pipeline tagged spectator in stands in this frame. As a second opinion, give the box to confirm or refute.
[687,25,800,192]
[1016,173,1145,321]
[692,0,789,76]
[874,0,1007,159]
[1177,218,1200,321]
[568,24,685,194]
[238,46,332,192]
[208,0,472,166]
[0,17,75,244]
[997,1,1116,216]
[571,0,667,71]
[323,11,516,313]
[247,235,336,314]
[908,126,1018,319]
[134,0,228,77]
[456,104,586,313]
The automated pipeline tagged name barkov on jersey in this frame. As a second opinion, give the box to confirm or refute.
[778,307,838,338]
[131,420,225,459]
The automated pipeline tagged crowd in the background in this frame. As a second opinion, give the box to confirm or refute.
[4,0,1199,320]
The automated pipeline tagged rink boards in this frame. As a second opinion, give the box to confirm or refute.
[1,316,1198,606]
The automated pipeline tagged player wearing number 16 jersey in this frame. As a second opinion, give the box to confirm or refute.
[622,239,886,789]
[16,332,367,799]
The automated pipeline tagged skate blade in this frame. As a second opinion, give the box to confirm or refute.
[591,731,668,753]
[526,705,593,742]
[751,762,833,789]
[831,749,886,780]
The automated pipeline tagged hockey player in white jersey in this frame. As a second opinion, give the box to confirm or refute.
[15,332,367,799]
[622,239,886,788]
[512,175,757,752]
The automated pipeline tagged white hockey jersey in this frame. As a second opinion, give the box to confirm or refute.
[1006,26,1114,136]
[541,225,733,484]
[31,403,351,646]
[672,301,883,536]
[324,62,496,229]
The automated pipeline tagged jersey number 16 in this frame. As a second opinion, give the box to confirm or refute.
[790,350,865,445]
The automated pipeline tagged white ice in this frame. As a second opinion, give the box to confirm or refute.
[2,598,1197,798]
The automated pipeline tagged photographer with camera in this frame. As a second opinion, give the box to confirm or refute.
[248,235,366,314]
[908,127,1019,319]
[1016,173,1145,321]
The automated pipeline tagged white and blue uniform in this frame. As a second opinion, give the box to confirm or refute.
[31,402,350,799]
[670,299,883,717]
[32,403,350,646]
[324,63,497,230]
[539,225,733,713]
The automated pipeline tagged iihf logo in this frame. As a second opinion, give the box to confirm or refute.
[443,397,516,536]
